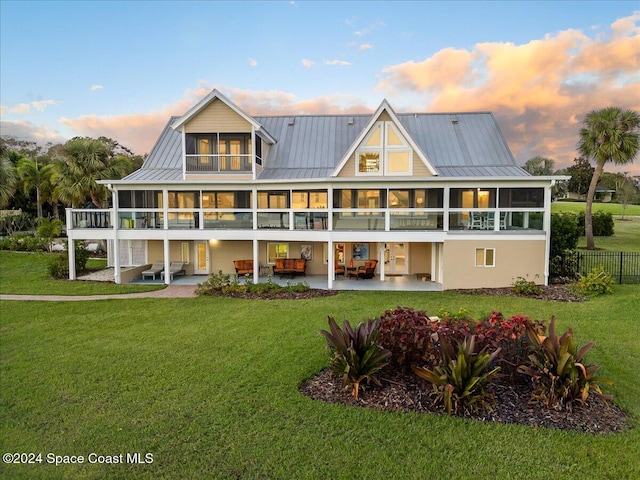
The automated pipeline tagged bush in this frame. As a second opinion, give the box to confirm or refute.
[572,266,613,297]
[550,212,580,258]
[377,306,438,370]
[577,211,615,236]
[195,271,310,297]
[511,276,543,296]
[47,241,90,279]
[518,316,612,409]
[320,316,391,399]
[413,335,501,415]
[0,233,45,252]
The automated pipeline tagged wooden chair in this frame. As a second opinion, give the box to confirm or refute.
[335,260,345,278]
[356,260,378,280]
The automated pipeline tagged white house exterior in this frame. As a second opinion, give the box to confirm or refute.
[66,89,562,290]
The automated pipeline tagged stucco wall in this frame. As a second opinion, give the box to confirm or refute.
[442,239,546,290]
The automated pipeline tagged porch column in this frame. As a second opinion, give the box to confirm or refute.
[253,238,259,283]
[68,239,76,281]
[163,238,171,285]
[112,188,121,284]
[543,182,553,286]
[379,243,385,282]
[327,239,334,290]
[431,242,437,282]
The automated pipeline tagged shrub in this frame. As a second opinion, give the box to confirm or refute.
[196,271,310,297]
[518,315,612,409]
[550,212,580,258]
[511,276,543,296]
[572,266,613,297]
[549,253,579,283]
[436,307,472,322]
[0,233,45,252]
[320,316,391,399]
[577,211,615,236]
[377,306,438,369]
[413,335,501,415]
[47,241,89,279]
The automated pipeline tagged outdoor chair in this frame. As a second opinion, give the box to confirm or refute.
[335,260,345,278]
[469,212,484,229]
[141,262,164,280]
[161,262,186,280]
[356,260,378,280]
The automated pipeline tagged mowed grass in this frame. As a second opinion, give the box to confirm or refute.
[0,251,163,295]
[1,271,639,478]
[552,202,640,252]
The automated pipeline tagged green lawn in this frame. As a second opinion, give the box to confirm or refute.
[0,251,163,295]
[552,202,640,252]
[1,256,639,478]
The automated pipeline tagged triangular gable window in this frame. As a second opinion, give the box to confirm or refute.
[356,121,412,176]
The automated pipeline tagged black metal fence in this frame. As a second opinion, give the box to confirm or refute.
[554,251,640,284]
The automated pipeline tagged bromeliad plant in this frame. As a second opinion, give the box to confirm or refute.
[320,316,391,400]
[412,335,501,415]
[518,315,612,409]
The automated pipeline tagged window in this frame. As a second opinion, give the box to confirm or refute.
[450,189,496,208]
[267,243,288,264]
[475,248,495,267]
[168,192,198,209]
[356,121,412,175]
[498,188,544,208]
[181,242,190,264]
[258,191,289,209]
[389,189,444,208]
[292,191,328,209]
[202,191,251,209]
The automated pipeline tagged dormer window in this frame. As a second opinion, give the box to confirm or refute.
[185,133,253,173]
[356,121,412,176]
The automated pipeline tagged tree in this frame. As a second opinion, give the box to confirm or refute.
[52,137,132,208]
[565,157,594,196]
[0,145,18,208]
[524,156,555,176]
[577,107,640,249]
[17,157,54,219]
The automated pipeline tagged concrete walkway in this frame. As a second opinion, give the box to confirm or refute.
[0,285,197,302]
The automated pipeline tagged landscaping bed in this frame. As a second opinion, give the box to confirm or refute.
[300,367,630,434]
[453,284,588,302]
[200,286,339,300]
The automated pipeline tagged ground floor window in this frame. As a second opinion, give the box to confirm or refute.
[267,243,288,264]
[475,248,495,267]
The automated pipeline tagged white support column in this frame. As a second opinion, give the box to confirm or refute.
[543,182,554,286]
[68,239,76,281]
[431,242,437,282]
[163,237,171,285]
[327,239,333,290]
[112,186,121,284]
[253,238,259,283]
[443,187,450,231]
[379,242,385,282]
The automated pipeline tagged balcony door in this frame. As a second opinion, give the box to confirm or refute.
[384,243,408,275]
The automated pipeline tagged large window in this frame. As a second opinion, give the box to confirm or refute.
[292,190,328,209]
[333,189,386,209]
[185,133,252,172]
[356,121,412,175]
[449,188,496,208]
[118,190,162,208]
[168,191,198,209]
[499,188,544,208]
[202,191,252,209]
[258,191,289,209]
[389,189,443,208]
[267,243,288,264]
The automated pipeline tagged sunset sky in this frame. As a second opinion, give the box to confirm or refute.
[1,1,639,174]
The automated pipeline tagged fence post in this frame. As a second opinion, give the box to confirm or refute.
[619,252,624,284]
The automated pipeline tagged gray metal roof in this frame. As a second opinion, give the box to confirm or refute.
[121,110,527,183]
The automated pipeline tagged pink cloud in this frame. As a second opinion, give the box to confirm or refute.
[377,13,640,173]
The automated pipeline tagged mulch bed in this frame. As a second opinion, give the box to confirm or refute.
[453,284,588,302]
[299,368,631,434]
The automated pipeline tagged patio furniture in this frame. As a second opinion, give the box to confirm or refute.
[356,260,378,280]
[234,259,253,275]
[161,262,186,280]
[469,212,484,230]
[273,258,306,278]
[141,262,164,280]
[335,260,345,278]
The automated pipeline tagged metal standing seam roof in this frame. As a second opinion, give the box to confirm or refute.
[122,111,529,183]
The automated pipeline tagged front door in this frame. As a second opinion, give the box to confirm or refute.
[384,242,408,275]
[194,241,209,274]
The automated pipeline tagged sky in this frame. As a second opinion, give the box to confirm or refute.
[1,0,639,174]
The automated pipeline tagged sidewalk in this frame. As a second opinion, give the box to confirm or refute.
[0,285,197,302]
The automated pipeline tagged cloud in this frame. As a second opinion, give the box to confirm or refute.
[359,43,373,50]
[301,58,314,70]
[248,58,258,67]
[90,85,104,91]
[376,12,640,172]
[0,120,67,145]
[325,60,351,66]
[1,99,57,115]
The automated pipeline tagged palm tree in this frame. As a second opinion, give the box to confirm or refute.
[524,156,555,176]
[577,107,640,249]
[52,137,131,208]
[17,157,54,218]
[0,146,19,208]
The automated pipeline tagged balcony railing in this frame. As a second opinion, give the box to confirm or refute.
[185,154,252,173]
[69,208,546,233]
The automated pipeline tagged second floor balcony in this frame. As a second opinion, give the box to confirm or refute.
[185,154,253,174]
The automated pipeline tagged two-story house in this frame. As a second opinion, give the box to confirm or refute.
[66,89,562,290]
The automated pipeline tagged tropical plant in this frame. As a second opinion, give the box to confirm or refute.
[36,217,65,251]
[413,335,501,415]
[16,157,54,219]
[47,241,90,279]
[511,276,543,296]
[0,146,19,208]
[572,266,613,297]
[320,316,391,399]
[577,107,640,249]
[565,157,595,196]
[518,316,612,409]
[524,156,555,176]
[51,137,131,208]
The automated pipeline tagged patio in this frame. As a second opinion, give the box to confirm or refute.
[130,274,443,292]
